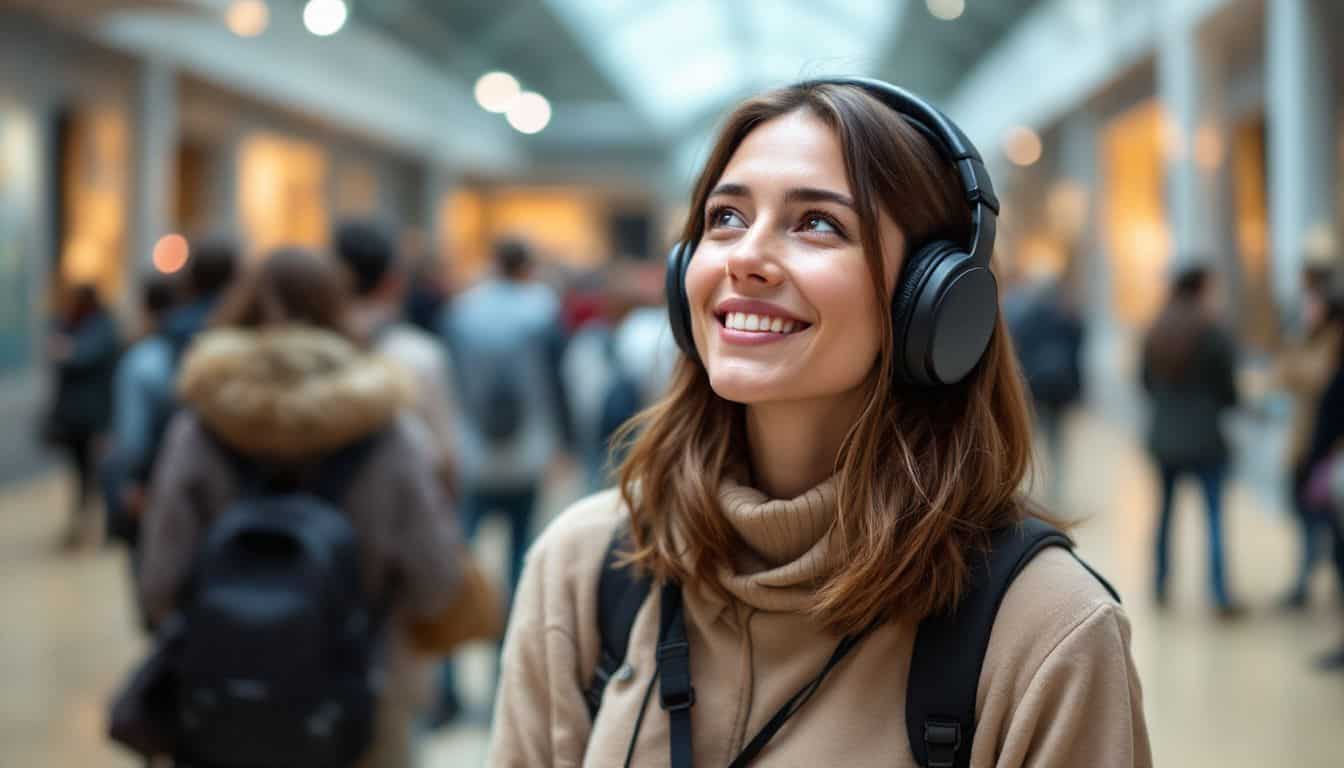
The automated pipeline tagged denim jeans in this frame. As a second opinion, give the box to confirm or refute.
[1155,462,1232,607]
[1289,463,1344,600]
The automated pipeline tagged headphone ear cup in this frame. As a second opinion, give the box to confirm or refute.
[891,241,956,383]
[664,241,698,361]
[891,242,998,386]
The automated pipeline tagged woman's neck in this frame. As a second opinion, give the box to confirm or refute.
[744,389,867,499]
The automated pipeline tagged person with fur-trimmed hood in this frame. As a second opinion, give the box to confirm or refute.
[138,248,469,768]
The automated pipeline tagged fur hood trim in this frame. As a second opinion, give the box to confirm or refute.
[178,326,412,461]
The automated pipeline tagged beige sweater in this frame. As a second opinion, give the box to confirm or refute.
[489,479,1152,767]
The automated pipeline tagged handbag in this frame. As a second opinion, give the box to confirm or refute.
[407,549,505,656]
[1304,451,1344,520]
[107,614,185,758]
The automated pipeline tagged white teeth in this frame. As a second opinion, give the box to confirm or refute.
[721,311,804,334]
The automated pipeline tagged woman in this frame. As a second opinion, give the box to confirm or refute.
[1140,266,1241,616]
[45,282,120,550]
[1275,265,1344,608]
[489,80,1149,766]
[1295,275,1344,669]
[138,248,465,767]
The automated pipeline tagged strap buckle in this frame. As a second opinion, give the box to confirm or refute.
[660,686,696,712]
[656,640,696,712]
[924,719,962,768]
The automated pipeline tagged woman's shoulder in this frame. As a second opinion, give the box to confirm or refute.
[987,545,1126,671]
[530,487,629,570]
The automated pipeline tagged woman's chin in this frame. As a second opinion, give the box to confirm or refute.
[707,372,793,405]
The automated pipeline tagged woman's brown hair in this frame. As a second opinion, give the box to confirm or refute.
[211,247,358,340]
[614,82,1036,635]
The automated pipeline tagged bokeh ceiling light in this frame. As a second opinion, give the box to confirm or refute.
[226,0,269,37]
[926,0,965,21]
[475,72,521,114]
[303,0,347,37]
[1003,126,1043,166]
[152,234,190,274]
[506,92,551,135]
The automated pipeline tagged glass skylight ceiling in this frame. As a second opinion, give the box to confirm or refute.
[543,0,903,132]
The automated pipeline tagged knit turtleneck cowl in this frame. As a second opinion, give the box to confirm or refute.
[715,476,842,613]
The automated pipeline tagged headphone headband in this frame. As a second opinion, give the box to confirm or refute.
[795,77,999,269]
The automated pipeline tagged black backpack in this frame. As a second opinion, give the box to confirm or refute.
[585,518,1118,768]
[478,357,526,444]
[173,432,389,768]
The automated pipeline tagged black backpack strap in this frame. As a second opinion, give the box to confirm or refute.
[906,518,1119,768]
[657,582,694,768]
[309,429,389,505]
[586,527,654,718]
[202,426,387,503]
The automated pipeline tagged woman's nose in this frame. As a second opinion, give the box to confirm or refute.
[724,228,785,287]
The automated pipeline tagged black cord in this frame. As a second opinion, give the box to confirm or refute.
[622,666,659,768]
[728,624,879,767]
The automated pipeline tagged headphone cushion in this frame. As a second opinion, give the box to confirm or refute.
[664,241,697,360]
[891,240,960,344]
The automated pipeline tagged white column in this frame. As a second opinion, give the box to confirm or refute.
[423,164,455,271]
[211,135,241,241]
[1158,10,1233,276]
[132,58,178,276]
[1053,111,1106,314]
[1266,0,1337,308]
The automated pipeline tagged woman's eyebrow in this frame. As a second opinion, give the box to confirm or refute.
[707,183,855,211]
[783,187,855,210]
[708,182,750,199]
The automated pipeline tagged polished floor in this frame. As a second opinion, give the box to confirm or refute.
[2,408,1343,767]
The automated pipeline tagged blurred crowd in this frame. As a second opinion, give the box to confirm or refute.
[38,223,675,767]
[1005,254,1344,672]
[32,216,1344,765]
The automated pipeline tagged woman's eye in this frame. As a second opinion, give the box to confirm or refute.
[709,208,746,229]
[802,214,840,235]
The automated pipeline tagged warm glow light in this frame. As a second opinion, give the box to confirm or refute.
[1194,124,1224,170]
[303,0,347,37]
[226,0,269,37]
[1046,180,1090,240]
[506,92,551,134]
[475,72,521,113]
[1003,126,1043,166]
[152,234,190,274]
[926,0,965,20]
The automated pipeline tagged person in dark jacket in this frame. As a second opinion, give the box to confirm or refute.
[1273,265,1344,608]
[1008,275,1085,504]
[1140,265,1242,616]
[1294,275,1344,669]
[45,282,120,550]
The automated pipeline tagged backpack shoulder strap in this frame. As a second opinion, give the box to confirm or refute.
[905,518,1118,768]
[585,525,653,719]
[309,428,389,504]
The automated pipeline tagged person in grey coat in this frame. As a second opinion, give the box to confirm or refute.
[1140,265,1241,617]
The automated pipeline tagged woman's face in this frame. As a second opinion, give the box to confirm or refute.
[685,109,905,406]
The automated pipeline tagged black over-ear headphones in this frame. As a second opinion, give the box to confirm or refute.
[664,76,1001,387]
